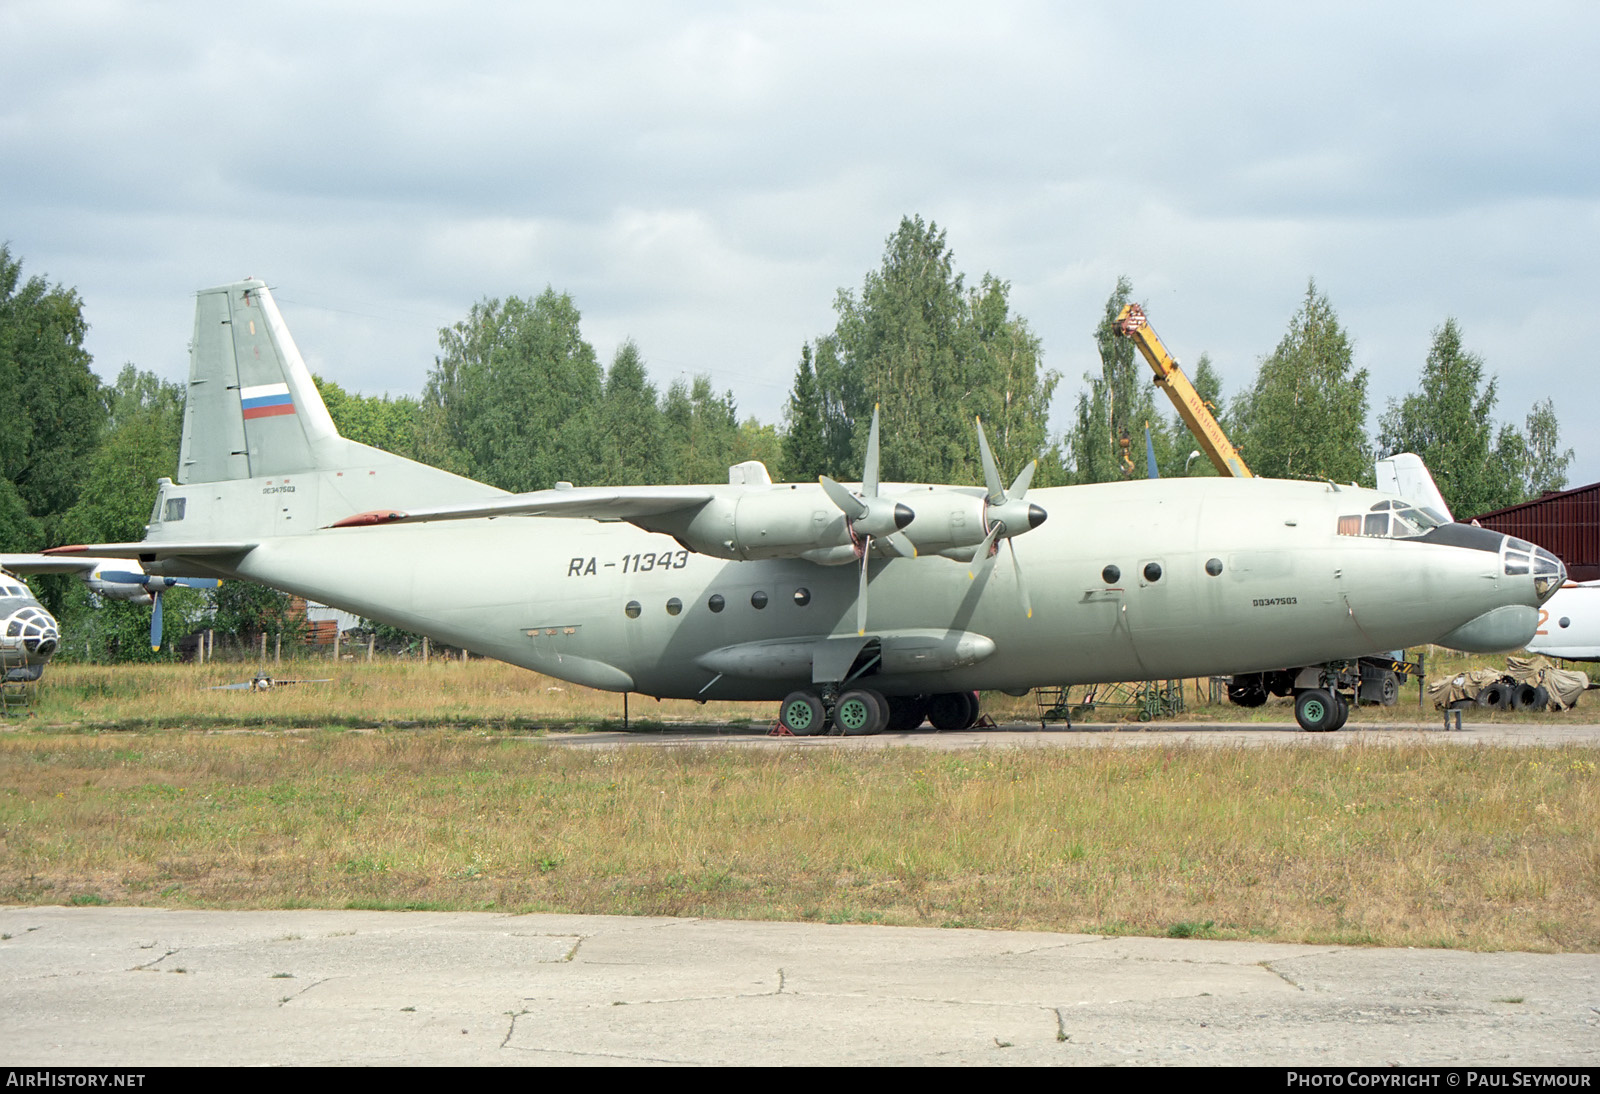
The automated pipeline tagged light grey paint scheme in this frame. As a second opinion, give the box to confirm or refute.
[59,280,1562,701]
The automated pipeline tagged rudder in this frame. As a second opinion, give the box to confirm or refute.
[178,279,342,483]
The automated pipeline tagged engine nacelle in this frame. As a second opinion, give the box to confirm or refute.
[643,482,1037,566]
[653,488,858,564]
[893,487,990,559]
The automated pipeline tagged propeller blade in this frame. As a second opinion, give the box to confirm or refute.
[819,475,867,521]
[1009,538,1032,619]
[1008,459,1037,499]
[172,577,221,590]
[975,417,1005,505]
[857,538,871,635]
[878,531,917,559]
[100,570,151,586]
[150,591,164,652]
[863,405,881,497]
[967,523,1001,581]
[1145,423,1160,479]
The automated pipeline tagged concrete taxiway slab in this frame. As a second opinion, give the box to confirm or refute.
[2,907,1595,1065]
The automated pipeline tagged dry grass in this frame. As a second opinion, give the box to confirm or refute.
[1,728,1595,951]
[22,648,1594,731]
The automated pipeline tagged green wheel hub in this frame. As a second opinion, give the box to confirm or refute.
[836,698,870,731]
[784,699,817,732]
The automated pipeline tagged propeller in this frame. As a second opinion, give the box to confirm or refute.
[819,406,916,635]
[100,571,221,651]
[967,417,1048,618]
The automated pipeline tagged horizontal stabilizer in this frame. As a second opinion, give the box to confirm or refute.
[45,541,257,562]
[1,553,100,576]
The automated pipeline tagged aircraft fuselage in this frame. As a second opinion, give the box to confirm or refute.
[169,474,1546,701]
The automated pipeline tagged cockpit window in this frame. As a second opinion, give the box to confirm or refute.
[1338,502,1448,540]
[164,497,186,522]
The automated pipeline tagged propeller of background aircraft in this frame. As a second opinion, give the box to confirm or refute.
[819,407,917,635]
[968,417,1047,618]
[98,570,221,651]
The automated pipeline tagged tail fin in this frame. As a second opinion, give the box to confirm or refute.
[179,279,346,483]
[169,279,500,533]
[1375,452,1454,522]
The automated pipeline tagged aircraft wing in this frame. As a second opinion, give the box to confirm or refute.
[328,485,716,528]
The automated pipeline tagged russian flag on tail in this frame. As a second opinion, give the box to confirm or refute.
[241,382,295,420]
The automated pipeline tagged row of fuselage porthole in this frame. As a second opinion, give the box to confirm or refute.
[1101,558,1226,585]
[624,587,814,619]
[618,556,1233,620]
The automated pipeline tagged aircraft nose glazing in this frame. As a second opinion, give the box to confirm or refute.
[1,606,60,660]
[1532,547,1565,604]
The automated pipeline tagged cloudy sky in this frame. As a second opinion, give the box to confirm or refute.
[5,1,1598,487]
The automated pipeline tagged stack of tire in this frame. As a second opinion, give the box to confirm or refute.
[1476,679,1548,712]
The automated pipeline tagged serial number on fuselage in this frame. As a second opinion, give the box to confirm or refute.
[261,485,296,494]
[1252,596,1298,607]
[568,550,690,577]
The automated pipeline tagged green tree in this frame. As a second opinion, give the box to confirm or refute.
[801,216,1056,485]
[1482,400,1574,514]
[0,246,103,544]
[780,344,829,481]
[58,366,184,547]
[1375,319,1502,515]
[315,376,421,457]
[734,416,783,472]
[1068,277,1164,483]
[594,340,663,486]
[1232,280,1370,483]
[660,375,739,485]
[1377,321,1574,516]
[424,290,604,491]
[1161,352,1229,479]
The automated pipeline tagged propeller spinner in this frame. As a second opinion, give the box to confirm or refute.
[968,418,1047,618]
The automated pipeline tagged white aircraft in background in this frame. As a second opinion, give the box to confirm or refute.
[0,569,60,681]
[0,555,218,651]
[1527,581,1600,661]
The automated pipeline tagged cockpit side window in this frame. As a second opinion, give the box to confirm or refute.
[1338,502,1449,540]
[164,497,186,522]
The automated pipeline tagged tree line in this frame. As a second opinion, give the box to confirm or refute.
[0,224,1575,660]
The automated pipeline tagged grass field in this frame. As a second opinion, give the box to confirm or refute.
[2,657,1596,952]
[16,649,1597,731]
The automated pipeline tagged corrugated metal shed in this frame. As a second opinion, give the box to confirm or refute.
[1470,481,1600,582]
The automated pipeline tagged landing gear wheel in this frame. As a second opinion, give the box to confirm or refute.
[834,688,888,736]
[1295,689,1338,732]
[927,690,980,731]
[1228,676,1269,708]
[778,691,827,736]
[885,694,929,732]
[1327,693,1350,731]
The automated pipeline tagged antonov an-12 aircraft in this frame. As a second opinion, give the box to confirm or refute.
[48,280,1567,733]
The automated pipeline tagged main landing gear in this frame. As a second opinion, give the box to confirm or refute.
[777,689,982,735]
[1293,688,1349,732]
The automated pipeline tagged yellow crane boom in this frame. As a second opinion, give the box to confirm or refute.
[1113,303,1252,478]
